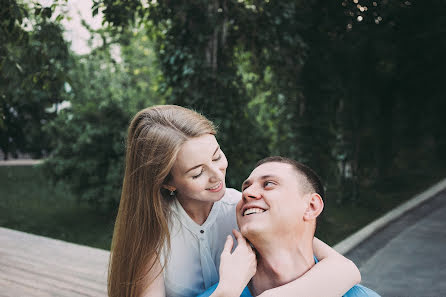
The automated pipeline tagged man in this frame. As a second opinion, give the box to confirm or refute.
[199,156,380,297]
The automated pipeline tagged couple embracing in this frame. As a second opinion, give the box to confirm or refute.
[108,105,380,297]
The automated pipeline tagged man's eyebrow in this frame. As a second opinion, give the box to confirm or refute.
[241,179,251,190]
[241,174,278,189]
[259,174,278,181]
[184,145,220,174]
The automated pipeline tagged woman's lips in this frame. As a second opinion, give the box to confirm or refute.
[207,181,223,192]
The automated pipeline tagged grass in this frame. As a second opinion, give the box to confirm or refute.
[1,164,445,249]
[0,165,114,250]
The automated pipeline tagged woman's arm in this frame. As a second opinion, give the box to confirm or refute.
[258,237,361,297]
[140,258,166,297]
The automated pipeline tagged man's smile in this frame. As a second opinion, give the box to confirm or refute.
[241,203,268,217]
[243,207,266,216]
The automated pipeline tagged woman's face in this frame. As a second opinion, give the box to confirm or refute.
[168,134,228,203]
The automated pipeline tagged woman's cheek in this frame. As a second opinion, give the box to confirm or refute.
[221,155,228,171]
[193,179,207,192]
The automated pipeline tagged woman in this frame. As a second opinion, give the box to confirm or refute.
[108,105,360,297]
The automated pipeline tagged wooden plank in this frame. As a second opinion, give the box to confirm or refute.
[0,248,108,283]
[0,278,55,297]
[0,257,106,293]
[0,227,108,296]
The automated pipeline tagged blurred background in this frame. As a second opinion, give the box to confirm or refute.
[1,0,445,250]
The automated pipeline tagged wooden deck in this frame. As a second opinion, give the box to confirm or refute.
[0,227,109,297]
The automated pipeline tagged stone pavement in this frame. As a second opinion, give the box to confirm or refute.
[346,190,446,297]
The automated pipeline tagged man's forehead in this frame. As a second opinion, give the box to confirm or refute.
[246,162,297,181]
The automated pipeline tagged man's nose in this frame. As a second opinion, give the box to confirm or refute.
[242,185,262,201]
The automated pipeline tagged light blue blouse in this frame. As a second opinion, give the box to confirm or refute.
[162,188,241,297]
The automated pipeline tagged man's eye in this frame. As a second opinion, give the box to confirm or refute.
[264,181,275,187]
[192,169,204,179]
[213,154,222,161]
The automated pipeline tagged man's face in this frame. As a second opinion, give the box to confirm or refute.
[236,162,309,241]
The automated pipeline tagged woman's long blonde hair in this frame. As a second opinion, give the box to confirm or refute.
[108,105,216,297]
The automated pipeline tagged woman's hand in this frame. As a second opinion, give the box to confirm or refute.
[255,238,361,297]
[213,229,257,297]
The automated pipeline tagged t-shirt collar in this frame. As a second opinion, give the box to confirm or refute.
[172,198,221,235]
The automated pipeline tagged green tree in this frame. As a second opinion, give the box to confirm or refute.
[0,0,69,159]
[97,0,270,187]
[97,0,446,203]
[44,25,163,208]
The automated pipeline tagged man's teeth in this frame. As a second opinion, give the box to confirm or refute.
[243,208,265,216]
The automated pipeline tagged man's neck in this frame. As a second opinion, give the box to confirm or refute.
[248,235,315,296]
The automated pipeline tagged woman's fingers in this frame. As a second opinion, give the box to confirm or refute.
[232,229,247,245]
[222,235,234,254]
[217,231,257,296]
[246,241,254,253]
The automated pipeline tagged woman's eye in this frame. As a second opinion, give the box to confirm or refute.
[192,169,204,179]
[213,154,222,162]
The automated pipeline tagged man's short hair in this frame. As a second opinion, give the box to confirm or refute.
[255,156,325,200]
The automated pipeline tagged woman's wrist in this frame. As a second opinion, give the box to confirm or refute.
[213,282,243,297]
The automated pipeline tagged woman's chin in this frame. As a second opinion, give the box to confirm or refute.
[213,189,226,203]
[214,186,226,201]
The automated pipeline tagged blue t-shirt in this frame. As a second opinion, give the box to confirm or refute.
[197,283,380,297]
[196,284,251,297]
[196,257,381,297]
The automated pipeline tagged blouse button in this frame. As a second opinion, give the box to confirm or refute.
[200,230,204,234]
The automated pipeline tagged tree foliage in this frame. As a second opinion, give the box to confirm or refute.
[97,0,446,203]
[0,0,69,159]
[43,26,163,208]
[96,0,275,187]
[5,0,441,207]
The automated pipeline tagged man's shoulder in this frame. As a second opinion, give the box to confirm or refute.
[344,284,381,297]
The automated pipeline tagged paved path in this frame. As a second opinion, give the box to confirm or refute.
[0,227,108,296]
[0,159,42,166]
[346,190,446,296]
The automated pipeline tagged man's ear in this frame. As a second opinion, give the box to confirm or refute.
[303,193,324,221]
[162,184,176,192]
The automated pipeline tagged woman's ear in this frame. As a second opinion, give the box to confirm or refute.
[162,185,176,192]
[303,193,324,221]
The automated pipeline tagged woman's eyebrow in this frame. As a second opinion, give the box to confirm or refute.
[185,164,203,174]
[184,145,220,174]
[212,145,220,156]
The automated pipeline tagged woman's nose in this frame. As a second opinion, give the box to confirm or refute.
[209,164,224,182]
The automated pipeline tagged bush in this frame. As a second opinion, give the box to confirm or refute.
[44,28,162,208]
